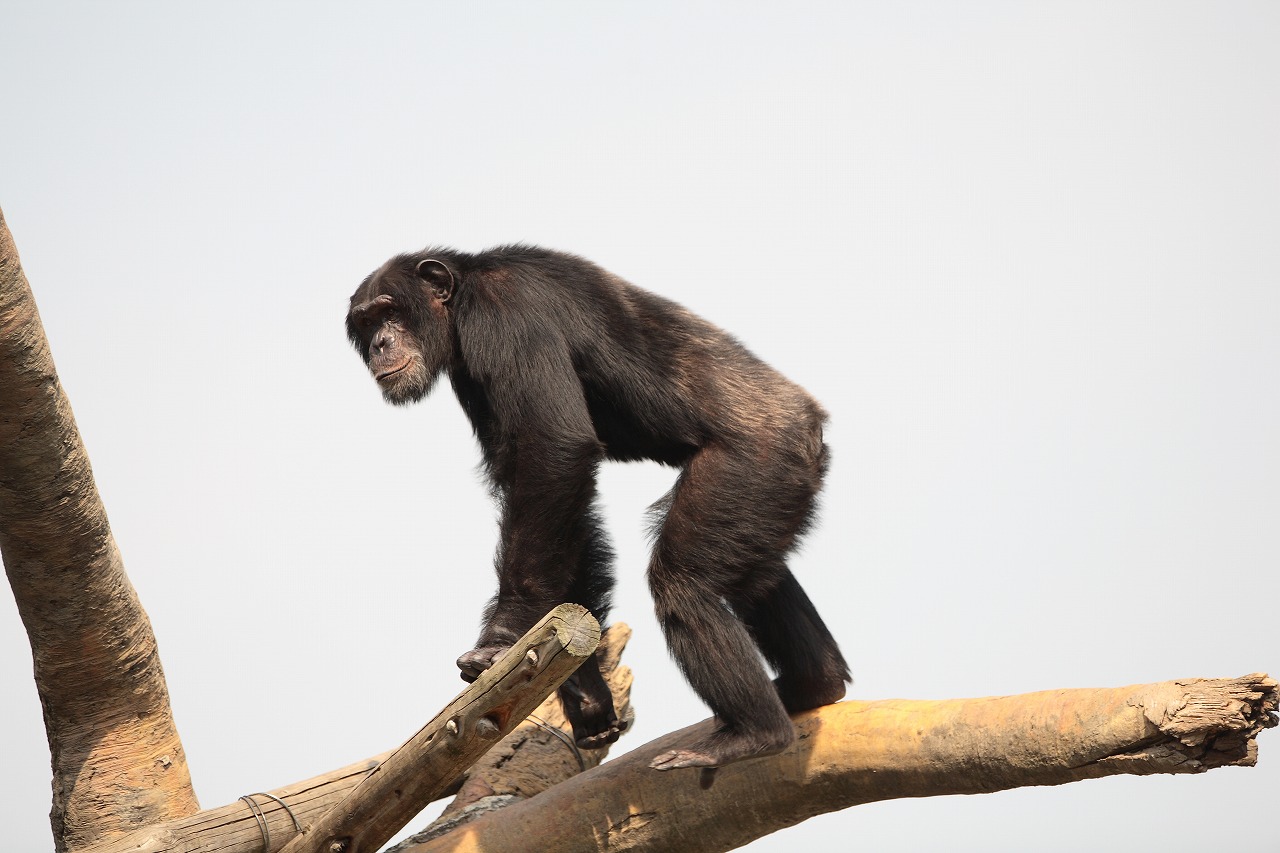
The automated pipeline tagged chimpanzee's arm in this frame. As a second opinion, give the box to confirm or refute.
[465,332,609,656]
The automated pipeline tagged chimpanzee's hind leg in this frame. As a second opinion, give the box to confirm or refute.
[646,442,811,770]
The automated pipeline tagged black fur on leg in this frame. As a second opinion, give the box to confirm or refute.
[731,565,851,712]
[646,588,797,770]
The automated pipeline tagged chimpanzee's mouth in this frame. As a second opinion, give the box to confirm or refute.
[375,360,412,382]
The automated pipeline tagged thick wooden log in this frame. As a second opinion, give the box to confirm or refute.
[277,604,601,853]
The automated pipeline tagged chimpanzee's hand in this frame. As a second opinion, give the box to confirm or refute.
[456,645,510,682]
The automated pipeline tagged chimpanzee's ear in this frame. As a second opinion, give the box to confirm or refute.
[415,258,455,304]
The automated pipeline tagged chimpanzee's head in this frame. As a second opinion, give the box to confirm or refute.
[346,254,457,405]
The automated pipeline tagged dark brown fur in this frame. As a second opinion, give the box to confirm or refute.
[347,245,850,769]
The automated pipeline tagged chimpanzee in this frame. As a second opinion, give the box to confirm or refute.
[347,245,850,770]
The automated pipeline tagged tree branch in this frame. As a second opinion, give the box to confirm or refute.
[401,673,1277,853]
[0,208,197,851]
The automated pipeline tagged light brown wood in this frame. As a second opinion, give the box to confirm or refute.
[276,604,601,853]
[398,673,1278,853]
[0,207,198,852]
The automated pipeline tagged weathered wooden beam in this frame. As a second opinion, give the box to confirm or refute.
[394,624,635,849]
[277,603,601,853]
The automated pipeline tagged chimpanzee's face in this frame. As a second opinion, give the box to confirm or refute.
[346,258,455,405]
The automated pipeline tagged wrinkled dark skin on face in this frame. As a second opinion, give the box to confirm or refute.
[348,245,850,769]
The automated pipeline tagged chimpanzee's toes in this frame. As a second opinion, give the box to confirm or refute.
[574,716,629,750]
[649,724,795,771]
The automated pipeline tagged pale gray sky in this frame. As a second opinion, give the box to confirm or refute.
[2,3,1277,850]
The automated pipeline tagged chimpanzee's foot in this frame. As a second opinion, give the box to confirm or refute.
[560,653,627,749]
[649,723,795,771]
[456,645,510,682]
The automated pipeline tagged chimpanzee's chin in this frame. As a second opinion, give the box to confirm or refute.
[382,373,438,406]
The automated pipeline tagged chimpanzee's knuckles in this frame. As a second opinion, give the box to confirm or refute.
[456,644,510,679]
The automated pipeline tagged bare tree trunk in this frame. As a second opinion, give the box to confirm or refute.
[0,208,198,852]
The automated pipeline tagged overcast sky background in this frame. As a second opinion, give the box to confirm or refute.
[2,3,1277,851]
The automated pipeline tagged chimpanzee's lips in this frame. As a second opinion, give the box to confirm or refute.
[375,360,411,382]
